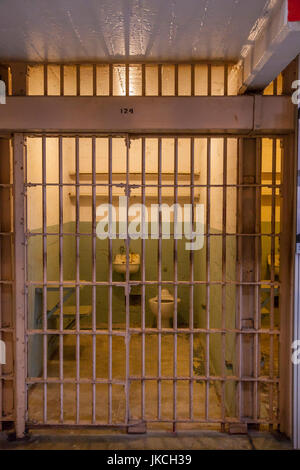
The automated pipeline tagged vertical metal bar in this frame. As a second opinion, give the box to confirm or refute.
[189,137,194,421]
[109,64,113,97]
[191,64,195,97]
[42,135,47,424]
[125,135,130,425]
[93,65,97,97]
[14,133,26,438]
[224,64,228,97]
[44,65,48,96]
[24,139,28,424]
[174,64,178,96]
[75,136,80,424]
[108,137,113,424]
[60,65,64,96]
[254,138,262,423]
[207,64,212,97]
[236,139,242,422]
[157,137,162,420]
[205,137,211,420]
[142,64,146,97]
[126,64,130,96]
[58,136,64,423]
[269,138,276,429]
[91,136,96,424]
[221,137,227,430]
[158,65,162,97]
[173,137,178,431]
[141,137,146,421]
[76,65,80,96]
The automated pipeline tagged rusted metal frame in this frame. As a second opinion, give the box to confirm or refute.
[3,96,293,134]
[126,64,130,96]
[207,64,212,97]
[221,137,227,430]
[174,64,178,97]
[189,138,195,421]
[21,131,284,430]
[279,133,295,438]
[60,65,64,96]
[191,64,195,97]
[25,60,236,67]
[14,134,26,437]
[26,327,280,336]
[1,145,6,427]
[0,138,14,428]
[205,137,211,421]
[253,138,262,423]
[76,65,80,96]
[75,136,80,424]
[236,139,242,423]
[92,65,97,97]
[43,65,48,97]
[238,138,258,425]
[25,415,278,427]
[141,137,146,421]
[24,231,282,238]
[91,136,96,424]
[125,135,130,425]
[42,135,48,424]
[23,132,289,141]
[158,65,162,97]
[269,138,277,429]
[109,64,113,97]
[58,136,64,423]
[108,137,113,424]
[224,64,228,97]
[25,279,280,287]
[173,137,178,431]
[141,64,146,97]
[26,376,280,385]
[23,182,283,190]
[157,137,162,421]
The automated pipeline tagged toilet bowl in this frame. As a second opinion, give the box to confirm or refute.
[149,289,181,328]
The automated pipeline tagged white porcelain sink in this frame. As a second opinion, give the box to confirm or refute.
[113,253,140,274]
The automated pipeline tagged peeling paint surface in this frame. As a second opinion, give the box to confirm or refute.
[0,0,272,62]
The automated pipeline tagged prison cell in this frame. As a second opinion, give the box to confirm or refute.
[12,133,282,432]
[0,58,294,437]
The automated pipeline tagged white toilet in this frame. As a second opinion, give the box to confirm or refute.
[149,289,181,328]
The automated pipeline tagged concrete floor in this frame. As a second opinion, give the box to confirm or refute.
[0,430,293,450]
[28,334,222,427]
[27,327,277,429]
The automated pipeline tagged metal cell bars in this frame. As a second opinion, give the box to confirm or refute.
[23,134,281,430]
[0,137,14,427]
[27,63,237,97]
[235,137,281,429]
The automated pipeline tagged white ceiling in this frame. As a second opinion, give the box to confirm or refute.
[0,0,273,63]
